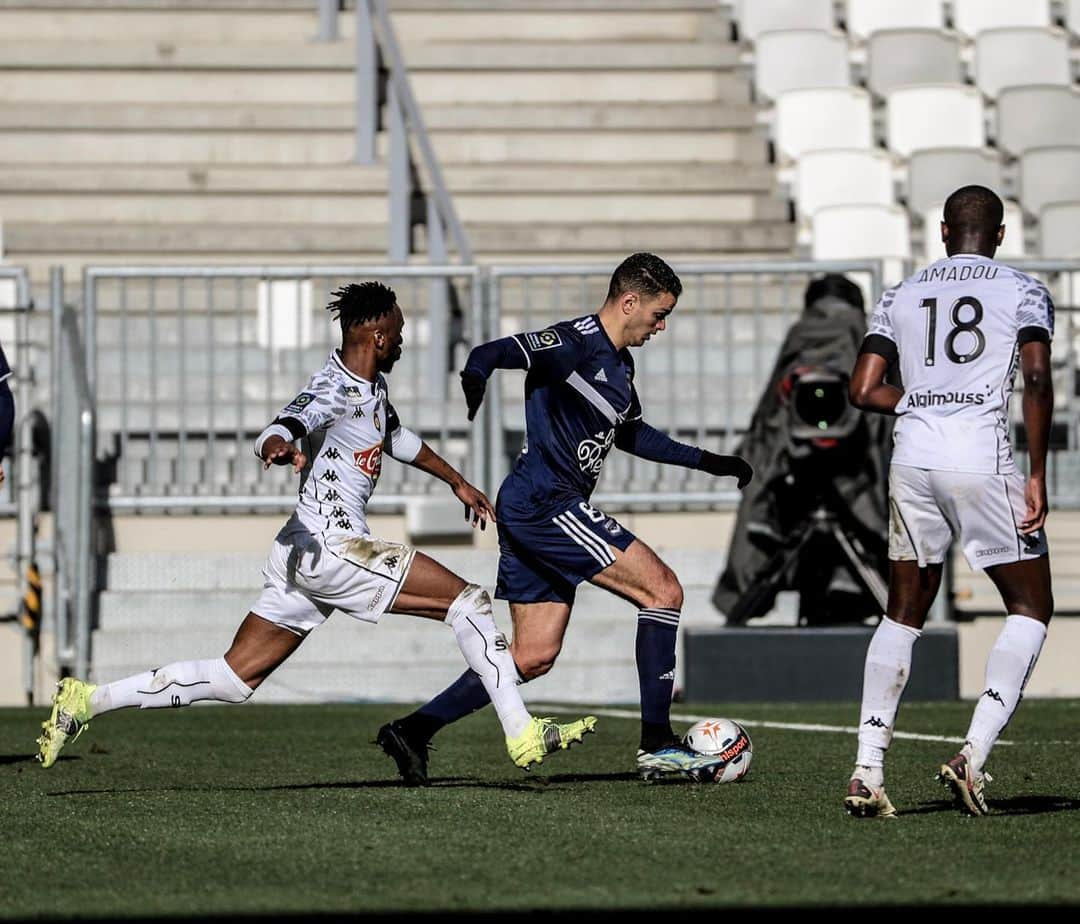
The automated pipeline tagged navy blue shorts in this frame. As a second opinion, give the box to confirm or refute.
[495,497,637,605]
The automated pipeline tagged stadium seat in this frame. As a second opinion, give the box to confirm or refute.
[1040,202,1080,257]
[1066,0,1080,39]
[922,200,1024,263]
[886,84,984,157]
[774,87,872,162]
[735,0,835,43]
[753,30,850,101]
[974,28,1070,99]
[951,0,1052,37]
[1019,147,1080,218]
[794,148,894,220]
[845,0,946,40]
[867,29,963,98]
[811,204,911,282]
[907,147,1003,216]
[997,85,1080,157]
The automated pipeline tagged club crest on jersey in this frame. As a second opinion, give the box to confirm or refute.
[525,329,563,351]
[353,445,383,481]
[374,410,381,432]
[284,392,315,413]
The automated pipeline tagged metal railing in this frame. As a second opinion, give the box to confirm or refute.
[0,266,44,700]
[317,0,472,265]
[81,264,482,513]
[51,271,96,680]
[485,260,885,508]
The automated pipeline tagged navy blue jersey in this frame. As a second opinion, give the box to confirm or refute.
[499,314,642,511]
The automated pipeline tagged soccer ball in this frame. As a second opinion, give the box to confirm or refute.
[683,718,753,783]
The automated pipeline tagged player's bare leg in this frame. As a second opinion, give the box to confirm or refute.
[939,555,1052,815]
[845,560,942,817]
[377,551,596,779]
[36,613,300,767]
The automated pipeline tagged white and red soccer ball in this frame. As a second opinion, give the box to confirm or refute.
[683,717,753,783]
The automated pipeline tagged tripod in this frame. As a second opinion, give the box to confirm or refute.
[725,485,888,627]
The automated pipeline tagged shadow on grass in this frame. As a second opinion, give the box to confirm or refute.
[902,794,1080,817]
[0,754,40,766]
[45,770,643,797]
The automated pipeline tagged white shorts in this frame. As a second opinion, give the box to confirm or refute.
[888,464,1048,571]
[251,516,416,636]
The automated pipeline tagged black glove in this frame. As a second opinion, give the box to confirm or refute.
[460,370,488,422]
[699,450,753,489]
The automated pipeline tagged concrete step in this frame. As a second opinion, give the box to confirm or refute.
[0,128,763,165]
[0,191,785,225]
[0,70,745,105]
[0,101,759,132]
[0,8,723,44]
[3,220,796,256]
[0,161,774,195]
[0,40,741,71]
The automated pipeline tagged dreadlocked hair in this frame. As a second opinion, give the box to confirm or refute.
[326,281,397,332]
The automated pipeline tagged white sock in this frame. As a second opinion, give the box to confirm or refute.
[855,616,921,769]
[963,614,1047,773]
[444,584,531,738]
[88,658,253,716]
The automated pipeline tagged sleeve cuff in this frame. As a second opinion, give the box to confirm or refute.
[860,334,898,365]
[1018,326,1051,347]
[254,423,295,460]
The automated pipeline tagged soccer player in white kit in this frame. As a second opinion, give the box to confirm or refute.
[36,282,596,776]
[842,186,1055,818]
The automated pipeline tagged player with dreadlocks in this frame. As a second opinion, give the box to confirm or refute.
[37,281,597,775]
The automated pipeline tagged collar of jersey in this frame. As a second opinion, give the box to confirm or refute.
[331,350,375,388]
[591,314,620,355]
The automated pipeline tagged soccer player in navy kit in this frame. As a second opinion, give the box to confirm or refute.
[379,253,754,783]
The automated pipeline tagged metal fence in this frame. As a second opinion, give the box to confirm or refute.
[0,265,45,699]
[81,265,482,513]
[487,261,884,508]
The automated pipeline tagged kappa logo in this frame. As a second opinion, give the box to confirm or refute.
[525,329,563,351]
[352,405,365,419]
[323,447,341,461]
[353,445,383,481]
[383,553,400,572]
[982,688,1007,707]
[594,368,608,383]
[862,716,887,728]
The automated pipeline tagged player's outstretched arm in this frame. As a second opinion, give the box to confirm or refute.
[1019,340,1053,534]
[614,419,753,489]
[406,441,496,529]
[460,336,531,421]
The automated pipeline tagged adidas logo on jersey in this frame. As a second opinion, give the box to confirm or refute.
[594,368,607,383]
[574,317,599,335]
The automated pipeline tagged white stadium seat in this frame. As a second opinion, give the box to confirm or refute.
[1039,202,1080,257]
[1066,0,1080,39]
[1019,147,1080,218]
[845,0,945,40]
[886,84,984,157]
[812,204,911,262]
[754,30,850,101]
[974,28,1070,99]
[867,29,963,98]
[774,87,872,162]
[922,200,1024,264]
[794,148,894,219]
[735,0,835,43]
[907,147,1003,216]
[997,85,1080,157]
[951,0,1052,38]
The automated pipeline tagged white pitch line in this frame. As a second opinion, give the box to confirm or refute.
[535,705,1013,747]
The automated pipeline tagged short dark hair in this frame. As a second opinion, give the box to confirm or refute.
[326,281,397,333]
[606,252,682,302]
[943,185,1004,237]
[804,273,864,311]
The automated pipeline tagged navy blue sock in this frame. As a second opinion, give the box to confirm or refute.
[636,608,680,751]
[398,668,493,742]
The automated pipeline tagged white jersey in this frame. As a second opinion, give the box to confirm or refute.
[265,351,421,536]
[866,253,1054,474]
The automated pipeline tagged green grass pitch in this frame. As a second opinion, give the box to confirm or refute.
[2,700,1079,916]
